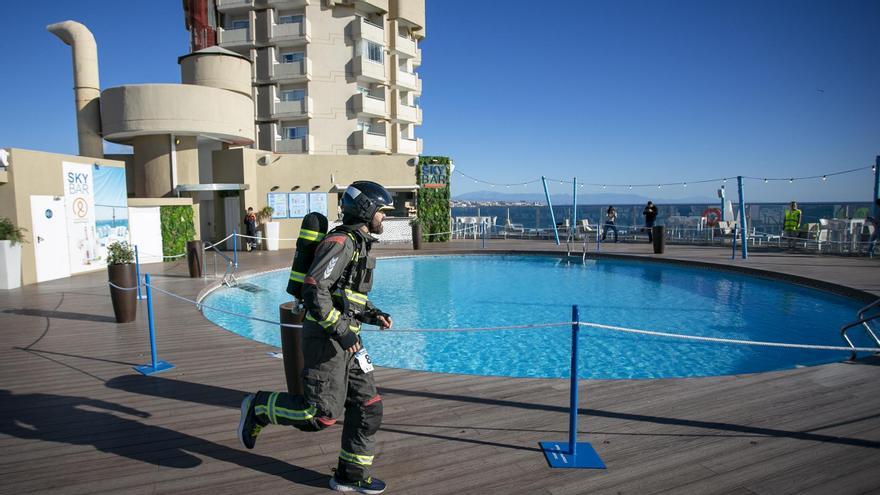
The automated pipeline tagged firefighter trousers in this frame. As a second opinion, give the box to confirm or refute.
[253,323,382,482]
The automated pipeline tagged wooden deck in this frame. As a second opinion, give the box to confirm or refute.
[1,240,878,494]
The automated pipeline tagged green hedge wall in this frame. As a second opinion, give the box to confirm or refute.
[160,205,195,262]
[416,156,452,242]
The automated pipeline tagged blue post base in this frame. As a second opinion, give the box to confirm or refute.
[134,360,175,376]
[540,441,606,469]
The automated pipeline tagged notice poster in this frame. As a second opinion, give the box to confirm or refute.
[288,193,308,218]
[268,193,289,218]
[308,193,328,217]
[94,165,129,265]
[63,162,98,274]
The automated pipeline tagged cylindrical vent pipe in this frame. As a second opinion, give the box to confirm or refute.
[47,20,103,158]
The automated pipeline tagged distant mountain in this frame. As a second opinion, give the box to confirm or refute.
[453,191,716,204]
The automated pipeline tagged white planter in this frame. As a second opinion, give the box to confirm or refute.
[0,240,22,290]
[265,222,280,251]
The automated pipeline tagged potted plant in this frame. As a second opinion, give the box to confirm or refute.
[258,206,279,251]
[0,217,27,290]
[107,241,137,323]
[410,217,422,250]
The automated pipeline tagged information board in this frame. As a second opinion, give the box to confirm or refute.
[268,193,289,219]
[308,193,328,217]
[288,193,308,218]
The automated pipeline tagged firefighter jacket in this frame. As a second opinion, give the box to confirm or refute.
[301,227,384,348]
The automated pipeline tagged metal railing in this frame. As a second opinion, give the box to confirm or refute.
[840,299,880,360]
[202,234,238,287]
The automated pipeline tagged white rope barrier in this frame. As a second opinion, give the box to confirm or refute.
[117,279,878,353]
[138,251,187,259]
[576,320,880,353]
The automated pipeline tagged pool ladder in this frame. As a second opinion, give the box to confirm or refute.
[202,240,238,288]
[840,299,880,360]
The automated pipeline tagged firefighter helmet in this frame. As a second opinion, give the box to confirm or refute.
[341,181,394,224]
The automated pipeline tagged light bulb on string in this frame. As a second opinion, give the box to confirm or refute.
[683,183,687,188]
[602,185,606,189]
[657,184,662,189]
[821,176,827,181]
[789,178,794,183]
[763,178,768,183]
[628,185,632,190]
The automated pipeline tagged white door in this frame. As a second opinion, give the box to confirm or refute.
[30,195,71,282]
[128,207,163,264]
[224,196,241,250]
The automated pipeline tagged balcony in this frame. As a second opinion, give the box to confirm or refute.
[352,16,385,45]
[271,58,312,83]
[275,135,314,154]
[218,27,253,49]
[393,34,418,58]
[353,93,388,118]
[273,97,313,120]
[352,56,386,83]
[394,100,421,124]
[216,0,254,12]
[271,18,311,45]
[353,130,389,153]
[397,136,422,155]
[395,69,421,92]
[267,0,309,8]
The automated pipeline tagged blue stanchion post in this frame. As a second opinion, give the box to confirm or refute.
[540,305,605,469]
[134,245,143,300]
[233,229,238,267]
[737,175,748,260]
[572,177,578,240]
[541,176,561,245]
[731,225,737,260]
[134,273,175,376]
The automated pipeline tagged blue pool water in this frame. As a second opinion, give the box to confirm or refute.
[202,255,869,379]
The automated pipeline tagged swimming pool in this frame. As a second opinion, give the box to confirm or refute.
[202,255,869,379]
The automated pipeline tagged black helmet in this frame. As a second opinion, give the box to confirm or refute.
[341,181,394,224]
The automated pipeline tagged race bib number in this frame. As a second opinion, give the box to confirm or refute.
[354,348,374,373]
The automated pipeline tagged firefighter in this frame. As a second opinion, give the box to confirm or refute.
[238,181,395,494]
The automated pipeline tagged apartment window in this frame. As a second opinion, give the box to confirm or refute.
[356,85,371,96]
[357,120,372,133]
[281,52,304,64]
[362,14,383,28]
[281,89,305,102]
[231,20,248,30]
[364,41,383,64]
[279,14,303,24]
[284,126,307,139]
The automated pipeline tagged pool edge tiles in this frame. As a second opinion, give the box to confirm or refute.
[201,255,867,380]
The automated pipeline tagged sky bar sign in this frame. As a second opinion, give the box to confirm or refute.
[420,163,448,189]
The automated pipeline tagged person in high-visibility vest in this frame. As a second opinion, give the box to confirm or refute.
[783,201,802,249]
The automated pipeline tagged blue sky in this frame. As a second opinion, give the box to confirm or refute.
[2,0,877,202]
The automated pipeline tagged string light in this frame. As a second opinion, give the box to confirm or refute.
[452,165,871,189]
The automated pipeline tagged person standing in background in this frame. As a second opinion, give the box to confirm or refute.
[643,201,658,242]
[243,207,257,251]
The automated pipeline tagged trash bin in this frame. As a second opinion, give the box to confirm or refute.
[186,240,203,278]
[279,302,305,395]
[652,225,665,254]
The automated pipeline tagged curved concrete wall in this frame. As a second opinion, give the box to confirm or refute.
[101,84,255,145]
[180,53,252,98]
